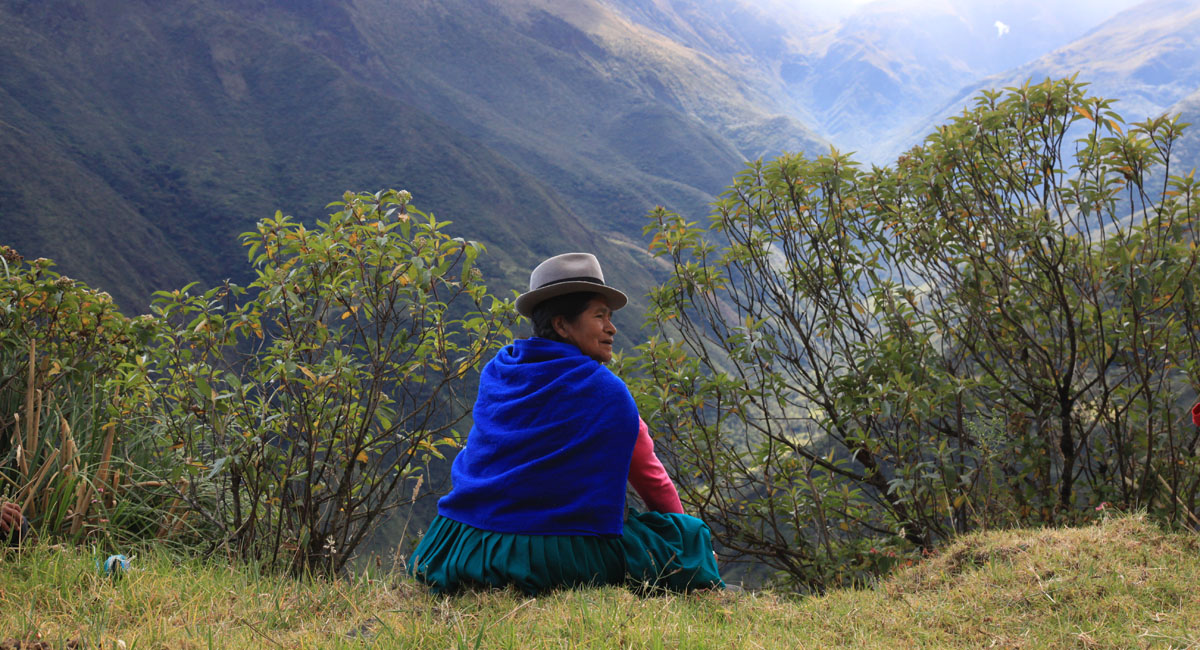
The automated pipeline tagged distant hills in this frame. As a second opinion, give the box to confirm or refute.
[606,0,1150,163]
[784,0,1159,161]
[3,0,1199,316]
[615,0,1200,166]
[895,0,1200,161]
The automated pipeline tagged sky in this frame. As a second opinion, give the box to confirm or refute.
[736,0,1152,77]
[751,0,1146,28]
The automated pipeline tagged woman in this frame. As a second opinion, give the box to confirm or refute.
[409,252,723,594]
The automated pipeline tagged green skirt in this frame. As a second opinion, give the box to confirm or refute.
[409,510,725,594]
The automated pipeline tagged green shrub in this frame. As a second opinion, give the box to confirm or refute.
[146,190,516,573]
[625,78,1200,589]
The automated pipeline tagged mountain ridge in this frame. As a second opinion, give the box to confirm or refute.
[892,0,1200,160]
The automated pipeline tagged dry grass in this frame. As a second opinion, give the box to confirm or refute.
[1,514,1198,648]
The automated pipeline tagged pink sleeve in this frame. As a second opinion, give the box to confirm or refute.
[628,417,684,514]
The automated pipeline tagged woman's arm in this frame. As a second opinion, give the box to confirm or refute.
[628,418,684,514]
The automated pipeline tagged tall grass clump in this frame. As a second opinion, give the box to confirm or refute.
[0,246,181,547]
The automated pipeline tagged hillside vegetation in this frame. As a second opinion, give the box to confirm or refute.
[621,77,1200,590]
[1,515,1195,648]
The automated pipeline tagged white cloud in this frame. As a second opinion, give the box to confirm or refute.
[994,20,1011,38]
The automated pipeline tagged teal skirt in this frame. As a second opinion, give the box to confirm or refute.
[409,510,725,594]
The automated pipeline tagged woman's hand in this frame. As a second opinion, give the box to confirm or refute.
[0,501,21,535]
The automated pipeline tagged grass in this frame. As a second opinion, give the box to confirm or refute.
[1,514,1198,649]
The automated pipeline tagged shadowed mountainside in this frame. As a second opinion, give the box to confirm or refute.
[0,0,610,311]
[0,0,827,315]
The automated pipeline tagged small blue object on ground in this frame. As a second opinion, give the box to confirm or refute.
[103,554,130,577]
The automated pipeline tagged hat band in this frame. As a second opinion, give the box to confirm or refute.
[535,275,607,290]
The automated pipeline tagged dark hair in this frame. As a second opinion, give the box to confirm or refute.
[530,292,603,341]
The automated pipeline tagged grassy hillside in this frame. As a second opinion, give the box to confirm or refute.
[3,515,1196,648]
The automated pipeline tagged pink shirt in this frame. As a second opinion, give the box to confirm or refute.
[628,418,684,514]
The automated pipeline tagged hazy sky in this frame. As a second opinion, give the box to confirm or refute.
[734,0,1152,77]
[751,0,1146,27]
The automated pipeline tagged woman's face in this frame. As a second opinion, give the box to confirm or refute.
[554,296,617,363]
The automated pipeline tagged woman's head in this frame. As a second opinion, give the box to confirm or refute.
[517,252,627,363]
[515,253,627,319]
[531,292,617,363]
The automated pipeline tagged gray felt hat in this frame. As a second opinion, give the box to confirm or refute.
[515,253,628,318]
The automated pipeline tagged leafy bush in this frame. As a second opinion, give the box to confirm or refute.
[146,190,515,573]
[0,246,175,545]
[625,78,1200,589]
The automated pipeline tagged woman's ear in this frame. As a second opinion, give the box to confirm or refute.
[552,315,569,339]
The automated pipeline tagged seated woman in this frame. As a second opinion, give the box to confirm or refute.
[409,253,723,594]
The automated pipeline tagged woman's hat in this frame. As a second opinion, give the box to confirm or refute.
[515,253,628,317]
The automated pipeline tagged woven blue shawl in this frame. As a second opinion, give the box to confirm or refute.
[437,337,640,536]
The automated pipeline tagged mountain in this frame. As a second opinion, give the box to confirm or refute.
[896,0,1200,160]
[0,0,827,317]
[773,0,1153,162]
[598,0,1146,164]
[337,0,826,230]
[8,0,1186,320]
[0,0,600,310]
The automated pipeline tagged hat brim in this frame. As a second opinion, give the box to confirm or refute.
[515,281,628,318]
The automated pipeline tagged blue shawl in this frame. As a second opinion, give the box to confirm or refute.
[437,337,640,536]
